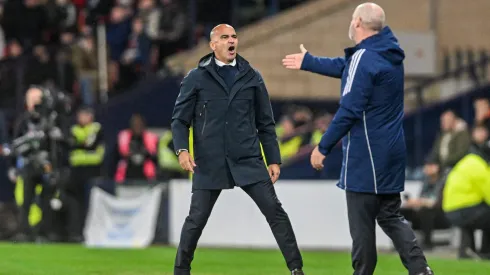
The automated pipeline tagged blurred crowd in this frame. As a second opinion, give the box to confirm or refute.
[275,105,334,165]
[0,0,310,126]
[0,0,193,117]
[401,97,490,259]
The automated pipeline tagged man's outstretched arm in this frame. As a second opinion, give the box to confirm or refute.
[301,53,346,78]
[282,44,346,78]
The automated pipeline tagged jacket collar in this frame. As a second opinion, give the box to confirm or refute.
[198,53,254,105]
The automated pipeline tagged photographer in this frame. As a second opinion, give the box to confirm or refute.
[10,86,70,242]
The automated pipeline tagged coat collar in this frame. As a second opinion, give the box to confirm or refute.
[198,53,254,105]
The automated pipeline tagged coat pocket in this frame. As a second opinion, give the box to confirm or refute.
[199,101,208,136]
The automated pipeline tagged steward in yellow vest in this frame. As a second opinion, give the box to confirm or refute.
[442,125,490,256]
[67,107,104,238]
[158,129,186,179]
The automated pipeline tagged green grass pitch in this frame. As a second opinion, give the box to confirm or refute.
[0,243,489,275]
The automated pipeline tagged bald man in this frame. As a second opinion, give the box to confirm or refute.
[171,24,304,275]
[283,3,433,275]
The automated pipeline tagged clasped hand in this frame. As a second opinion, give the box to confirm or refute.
[310,146,326,171]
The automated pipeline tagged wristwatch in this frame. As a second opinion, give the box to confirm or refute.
[176,149,188,156]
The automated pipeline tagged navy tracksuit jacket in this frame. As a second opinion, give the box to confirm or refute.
[301,26,406,194]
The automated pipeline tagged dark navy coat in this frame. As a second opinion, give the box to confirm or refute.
[301,26,406,194]
[171,53,281,190]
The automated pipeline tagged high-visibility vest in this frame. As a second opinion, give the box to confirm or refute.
[310,130,323,146]
[276,126,302,162]
[158,130,182,172]
[443,153,490,212]
[114,129,158,183]
[70,122,105,166]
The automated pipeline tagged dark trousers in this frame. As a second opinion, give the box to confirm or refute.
[446,203,490,255]
[401,206,451,247]
[64,166,99,237]
[174,180,303,274]
[346,191,429,275]
[19,167,55,238]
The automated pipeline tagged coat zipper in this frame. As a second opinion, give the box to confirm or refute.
[200,101,208,135]
[249,102,255,135]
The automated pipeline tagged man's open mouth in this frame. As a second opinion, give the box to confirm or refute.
[228,46,236,54]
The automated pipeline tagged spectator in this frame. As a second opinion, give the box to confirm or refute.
[137,0,159,39]
[474,97,490,130]
[106,5,132,62]
[401,164,450,250]
[0,40,28,115]
[52,46,77,95]
[26,44,55,86]
[2,0,48,49]
[71,33,98,105]
[310,113,332,145]
[113,114,158,183]
[426,110,471,172]
[442,124,490,259]
[153,0,188,62]
[117,16,151,90]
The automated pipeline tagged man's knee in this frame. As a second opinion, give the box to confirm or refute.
[259,196,286,222]
[185,208,212,229]
[377,215,410,230]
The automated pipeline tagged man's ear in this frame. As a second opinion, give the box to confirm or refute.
[209,41,215,51]
[355,17,362,28]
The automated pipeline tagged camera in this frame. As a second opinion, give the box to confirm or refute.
[33,86,72,118]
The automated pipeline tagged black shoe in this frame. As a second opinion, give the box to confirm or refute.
[416,267,434,275]
[291,268,304,275]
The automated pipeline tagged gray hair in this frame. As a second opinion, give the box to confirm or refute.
[354,2,385,32]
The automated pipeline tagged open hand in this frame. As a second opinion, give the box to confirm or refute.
[178,151,196,173]
[310,146,326,170]
[268,164,281,184]
[282,44,308,70]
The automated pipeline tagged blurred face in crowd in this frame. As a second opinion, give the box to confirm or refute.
[209,24,237,64]
[423,163,439,177]
[474,98,490,123]
[132,18,144,34]
[8,41,22,57]
[110,6,129,23]
[280,117,295,137]
[26,88,43,112]
[440,111,457,132]
[292,109,312,127]
[24,0,39,8]
[130,115,145,136]
[81,36,94,51]
[472,126,489,145]
[77,110,94,126]
[315,114,332,132]
[138,0,154,10]
[61,32,74,45]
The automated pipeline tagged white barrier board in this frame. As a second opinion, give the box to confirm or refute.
[169,180,422,250]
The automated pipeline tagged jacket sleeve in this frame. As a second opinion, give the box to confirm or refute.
[255,71,281,165]
[442,130,471,167]
[171,69,198,152]
[300,52,346,78]
[318,49,375,155]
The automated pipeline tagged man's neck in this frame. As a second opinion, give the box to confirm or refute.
[215,58,236,67]
[355,31,379,45]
